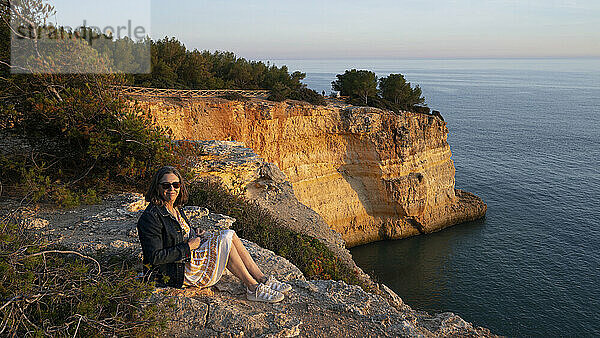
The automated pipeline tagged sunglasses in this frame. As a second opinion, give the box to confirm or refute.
[160,182,181,189]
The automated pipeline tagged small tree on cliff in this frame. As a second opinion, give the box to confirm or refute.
[331,69,377,105]
[379,74,425,110]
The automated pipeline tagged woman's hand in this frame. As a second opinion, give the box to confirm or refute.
[188,230,207,250]
[188,237,203,250]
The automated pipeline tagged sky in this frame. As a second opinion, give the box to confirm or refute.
[49,0,600,59]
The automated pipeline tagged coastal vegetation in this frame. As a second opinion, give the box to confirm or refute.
[0,222,166,336]
[123,37,326,105]
[3,1,325,104]
[379,73,425,111]
[129,38,305,94]
[333,69,426,113]
[80,33,327,104]
[332,69,378,105]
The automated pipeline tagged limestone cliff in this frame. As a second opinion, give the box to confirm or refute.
[132,97,486,247]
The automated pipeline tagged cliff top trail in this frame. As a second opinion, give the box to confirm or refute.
[131,96,487,247]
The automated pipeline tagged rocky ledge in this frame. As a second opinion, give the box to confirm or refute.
[15,193,495,337]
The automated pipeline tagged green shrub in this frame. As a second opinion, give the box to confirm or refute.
[379,73,425,110]
[0,72,175,206]
[332,69,378,105]
[0,222,165,337]
[289,87,327,106]
[131,41,306,94]
[1,5,175,205]
[267,82,291,102]
[187,179,359,284]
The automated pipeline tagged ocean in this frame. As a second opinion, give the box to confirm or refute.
[270,58,600,337]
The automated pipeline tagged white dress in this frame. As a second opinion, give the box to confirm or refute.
[174,209,234,288]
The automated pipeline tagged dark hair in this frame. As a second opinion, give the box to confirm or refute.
[145,166,188,207]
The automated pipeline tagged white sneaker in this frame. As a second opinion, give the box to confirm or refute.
[264,276,292,293]
[247,283,284,303]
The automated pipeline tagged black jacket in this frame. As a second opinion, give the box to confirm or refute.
[136,203,196,288]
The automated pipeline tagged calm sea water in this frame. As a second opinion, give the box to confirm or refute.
[270,58,600,337]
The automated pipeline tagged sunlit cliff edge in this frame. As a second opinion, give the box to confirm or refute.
[132,97,487,248]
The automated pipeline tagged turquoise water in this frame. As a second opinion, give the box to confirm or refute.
[270,58,600,337]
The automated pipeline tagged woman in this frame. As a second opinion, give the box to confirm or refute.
[137,166,291,303]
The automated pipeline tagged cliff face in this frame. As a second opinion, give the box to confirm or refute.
[133,97,486,247]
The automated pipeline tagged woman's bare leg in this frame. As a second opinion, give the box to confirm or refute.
[226,243,258,289]
[232,232,266,283]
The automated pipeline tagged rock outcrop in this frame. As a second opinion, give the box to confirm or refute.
[16,193,494,337]
[132,97,487,247]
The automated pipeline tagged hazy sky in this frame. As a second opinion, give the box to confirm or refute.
[50,0,600,59]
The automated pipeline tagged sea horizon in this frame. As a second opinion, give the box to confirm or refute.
[268,56,600,60]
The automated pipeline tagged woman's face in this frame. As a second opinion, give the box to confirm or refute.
[158,172,180,205]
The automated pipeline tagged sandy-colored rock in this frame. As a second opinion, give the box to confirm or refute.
[150,294,209,335]
[21,217,49,229]
[155,277,494,337]
[134,97,487,247]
